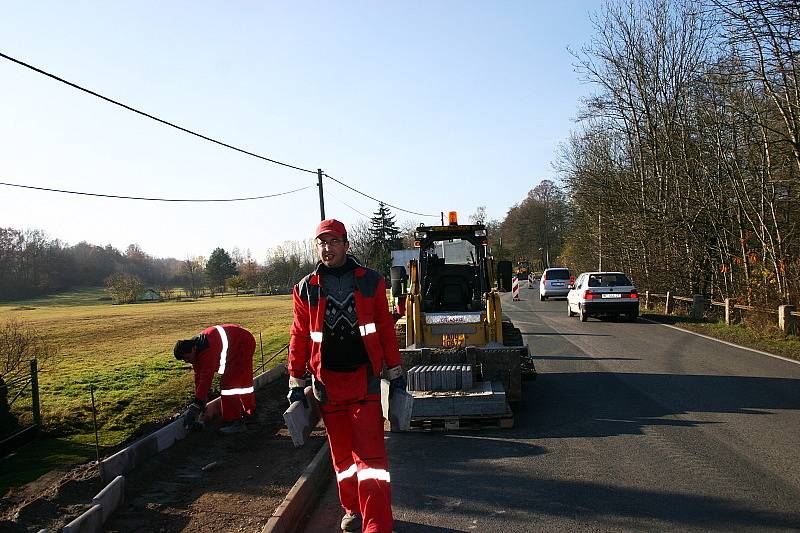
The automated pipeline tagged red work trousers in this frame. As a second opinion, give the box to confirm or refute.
[321,396,392,533]
[220,388,255,421]
[219,338,256,422]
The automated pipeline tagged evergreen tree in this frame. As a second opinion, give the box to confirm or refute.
[205,247,237,290]
[367,203,402,276]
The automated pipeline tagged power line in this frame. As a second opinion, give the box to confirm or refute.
[327,191,372,218]
[0,51,316,175]
[0,180,313,202]
[324,173,437,218]
[1,50,437,217]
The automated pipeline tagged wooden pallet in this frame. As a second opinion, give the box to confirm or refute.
[408,412,514,431]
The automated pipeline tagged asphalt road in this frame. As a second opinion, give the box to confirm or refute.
[304,288,800,532]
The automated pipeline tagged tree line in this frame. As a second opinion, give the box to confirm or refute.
[499,0,798,307]
[0,203,416,301]
[0,228,184,300]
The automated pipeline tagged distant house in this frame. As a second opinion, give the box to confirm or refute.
[139,289,162,302]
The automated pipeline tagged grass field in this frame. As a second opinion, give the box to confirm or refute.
[0,288,294,489]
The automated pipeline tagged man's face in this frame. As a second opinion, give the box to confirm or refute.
[316,232,349,268]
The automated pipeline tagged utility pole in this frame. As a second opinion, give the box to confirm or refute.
[598,212,602,271]
[317,169,326,220]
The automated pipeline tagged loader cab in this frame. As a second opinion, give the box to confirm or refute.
[413,224,490,313]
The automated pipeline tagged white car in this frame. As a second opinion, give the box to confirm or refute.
[567,271,639,322]
[539,267,572,300]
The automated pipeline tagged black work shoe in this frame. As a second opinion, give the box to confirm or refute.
[340,512,362,532]
[218,419,247,435]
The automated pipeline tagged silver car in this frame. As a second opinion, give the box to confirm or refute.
[567,271,639,322]
[539,267,572,300]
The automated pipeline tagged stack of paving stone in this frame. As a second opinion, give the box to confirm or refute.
[407,364,473,392]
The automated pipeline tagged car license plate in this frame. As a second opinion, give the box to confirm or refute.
[601,293,622,299]
[442,334,465,348]
[552,282,564,287]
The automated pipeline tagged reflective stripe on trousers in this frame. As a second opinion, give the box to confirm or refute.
[220,386,254,395]
[335,463,390,483]
[336,463,358,482]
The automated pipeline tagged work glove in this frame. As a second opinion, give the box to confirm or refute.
[182,401,205,431]
[385,365,407,394]
[287,387,309,408]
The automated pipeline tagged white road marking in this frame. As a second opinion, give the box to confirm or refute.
[640,317,800,366]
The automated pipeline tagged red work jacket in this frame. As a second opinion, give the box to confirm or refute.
[289,264,401,384]
[192,324,255,402]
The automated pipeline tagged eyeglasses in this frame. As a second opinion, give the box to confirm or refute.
[315,238,345,247]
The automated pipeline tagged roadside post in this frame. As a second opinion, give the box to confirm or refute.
[725,298,734,325]
[30,359,41,429]
[691,294,705,320]
[665,291,674,315]
[512,277,520,301]
[779,305,795,335]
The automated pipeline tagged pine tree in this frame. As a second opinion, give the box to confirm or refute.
[367,203,402,276]
[205,248,238,290]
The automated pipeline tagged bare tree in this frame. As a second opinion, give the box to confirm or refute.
[183,257,205,299]
[1,318,52,431]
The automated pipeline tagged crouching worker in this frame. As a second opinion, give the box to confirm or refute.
[174,324,257,435]
[288,218,406,533]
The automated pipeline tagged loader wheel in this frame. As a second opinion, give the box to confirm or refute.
[502,321,524,346]
[503,322,535,380]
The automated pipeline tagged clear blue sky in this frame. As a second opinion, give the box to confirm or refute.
[0,1,599,260]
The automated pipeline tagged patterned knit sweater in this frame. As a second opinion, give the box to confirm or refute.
[318,256,369,372]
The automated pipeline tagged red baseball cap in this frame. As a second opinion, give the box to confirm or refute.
[315,219,347,240]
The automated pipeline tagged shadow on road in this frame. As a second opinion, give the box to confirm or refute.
[394,474,800,531]
[394,521,467,532]
[389,369,800,530]
[531,355,641,361]
[522,331,613,337]
[516,371,800,440]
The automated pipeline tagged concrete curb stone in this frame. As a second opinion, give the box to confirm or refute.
[261,441,332,533]
[61,504,102,533]
[91,475,125,522]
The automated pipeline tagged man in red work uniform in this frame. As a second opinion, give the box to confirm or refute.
[174,324,257,435]
[287,219,406,533]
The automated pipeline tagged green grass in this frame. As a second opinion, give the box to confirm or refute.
[0,289,294,490]
[642,306,800,362]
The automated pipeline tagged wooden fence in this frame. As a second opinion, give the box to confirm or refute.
[643,291,799,336]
